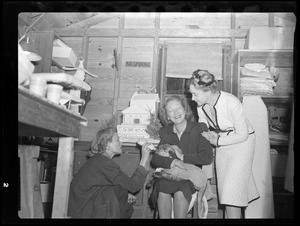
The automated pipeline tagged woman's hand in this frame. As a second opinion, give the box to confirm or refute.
[141,142,155,156]
[201,131,219,146]
[170,159,186,170]
[140,142,155,170]
[128,193,137,204]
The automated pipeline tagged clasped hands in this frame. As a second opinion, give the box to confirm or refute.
[201,130,219,146]
[128,193,137,204]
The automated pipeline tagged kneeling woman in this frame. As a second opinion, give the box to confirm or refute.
[68,127,152,218]
[150,95,213,218]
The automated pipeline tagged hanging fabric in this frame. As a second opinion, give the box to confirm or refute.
[242,95,274,218]
[284,102,294,193]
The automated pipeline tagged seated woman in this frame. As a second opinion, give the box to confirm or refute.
[67,127,152,218]
[149,95,213,218]
[149,144,209,218]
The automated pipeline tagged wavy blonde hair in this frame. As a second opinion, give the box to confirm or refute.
[159,95,195,126]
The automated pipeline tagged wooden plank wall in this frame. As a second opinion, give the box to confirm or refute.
[82,37,118,140]
[55,13,295,141]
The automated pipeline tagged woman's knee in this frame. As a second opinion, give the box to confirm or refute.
[158,192,172,201]
[174,191,188,202]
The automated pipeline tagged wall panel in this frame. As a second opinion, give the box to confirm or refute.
[160,13,231,29]
[118,38,154,111]
[80,37,117,140]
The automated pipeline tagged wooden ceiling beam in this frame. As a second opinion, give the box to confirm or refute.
[62,13,120,29]
[276,13,296,23]
[51,28,248,38]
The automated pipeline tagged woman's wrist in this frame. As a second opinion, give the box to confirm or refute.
[179,154,184,161]
[140,159,149,170]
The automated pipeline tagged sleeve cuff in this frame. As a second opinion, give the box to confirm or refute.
[216,135,220,147]
[137,165,149,174]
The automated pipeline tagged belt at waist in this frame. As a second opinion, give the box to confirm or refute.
[217,130,255,136]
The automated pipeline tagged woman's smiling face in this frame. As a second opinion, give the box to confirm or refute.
[165,99,186,125]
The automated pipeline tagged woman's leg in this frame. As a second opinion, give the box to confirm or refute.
[173,191,190,218]
[157,192,172,218]
[225,205,242,218]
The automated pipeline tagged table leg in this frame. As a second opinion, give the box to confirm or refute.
[18,145,44,218]
[51,137,74,218]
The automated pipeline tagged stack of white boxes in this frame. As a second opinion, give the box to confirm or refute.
[52,39,77,67]
[117,93,160,143]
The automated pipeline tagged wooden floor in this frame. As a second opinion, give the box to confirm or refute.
[42,177,293,219]
[272,177,294,219]
[187,177,294,219]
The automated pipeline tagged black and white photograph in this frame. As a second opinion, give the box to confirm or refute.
[3,1,295,224]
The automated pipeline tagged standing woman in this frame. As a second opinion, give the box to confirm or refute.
[150,95,213,218]
[188,69,260,218]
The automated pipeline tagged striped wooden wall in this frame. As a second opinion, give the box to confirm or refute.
[56,13,295,141]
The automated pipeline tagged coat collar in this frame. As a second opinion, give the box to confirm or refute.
[166,120,194,134]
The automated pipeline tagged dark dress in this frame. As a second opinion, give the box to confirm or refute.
[149,120,213,207]
[68,154,148,218]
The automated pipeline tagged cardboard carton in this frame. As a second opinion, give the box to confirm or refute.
[245,27,295,50]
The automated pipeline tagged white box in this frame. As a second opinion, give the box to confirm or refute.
[52,46,77,67]
[130,93,160,114]
[245,27,295,50]
[53,39,70,48]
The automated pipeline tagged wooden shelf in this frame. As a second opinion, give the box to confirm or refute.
[18,86,87,138]
[261,96,293,105]
[232,49,294,101]
[18,85,88,218]
[238,49,294,67]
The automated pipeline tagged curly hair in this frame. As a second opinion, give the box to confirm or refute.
[158,95,195,126]
[188,69,219,93]
[88,127,117,158]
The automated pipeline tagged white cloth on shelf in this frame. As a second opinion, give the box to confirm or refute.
[242,95,275,218]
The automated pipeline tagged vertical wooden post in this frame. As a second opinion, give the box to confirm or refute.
[269,13,275,27]
[152,13,160,89]
[51,137,74,218]
[230,13,236,56]
[112,14,125,115]
[31,31,54,73]
[228,13,236,94]
[79,35,90,139]
[18,145,44,218]
[222,45,233,93]
[159,44,167,107]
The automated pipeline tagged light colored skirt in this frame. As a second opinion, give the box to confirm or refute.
[215,133,259,207]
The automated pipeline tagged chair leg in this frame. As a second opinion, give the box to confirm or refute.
[241,207,245,219]
[153,206,159,219]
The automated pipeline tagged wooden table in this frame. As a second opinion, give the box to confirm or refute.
[18,86,87,218]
